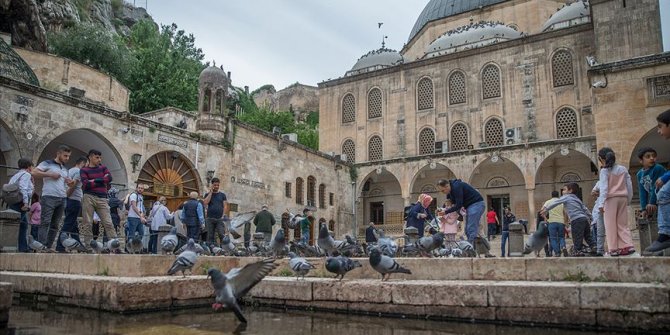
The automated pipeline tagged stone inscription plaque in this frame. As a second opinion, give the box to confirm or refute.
[157,134,188,148]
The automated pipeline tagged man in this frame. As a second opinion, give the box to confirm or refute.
[127,183,148,244]
[180,191,205,240]
[365,222,378,243]
[253,204,276,242]
[55,156,87,252]
[486,207,499,241]
[8,158,34,252]
[80,149,118,241]
[500,207,516,257]
[31,145,74,248]
[203,177,228,245]
[436,179,485,244]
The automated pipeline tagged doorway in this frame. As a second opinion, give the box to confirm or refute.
[370,202,384,225]
[487,194,510,234]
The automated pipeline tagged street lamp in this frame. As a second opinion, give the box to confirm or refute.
[130,153,142,173]
[206,170,215,185]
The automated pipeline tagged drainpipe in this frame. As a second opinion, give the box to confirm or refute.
[352,181,356,238]
[195,141,200,170]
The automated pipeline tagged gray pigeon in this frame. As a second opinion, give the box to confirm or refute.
[59,232,84,253]
[27,235,51,253]
[210,244,223,256]
[377,232,398,257]
[208,258,278,323]
[90,239,104,254]
[167,239,198,277]
[325,255,362,281]
[523,221,549,255]
[317,224,346,256]
[160,227,179,254]
[269,228,286,258]
[288,251,315,280]
[106,238,121,254]
[369,248,411,281]
[128,232,143,254]
[456,240,476,257]
[415,232,445,257]
[221,235,237,255]
[199,242,212,256]
[474,236,494,258]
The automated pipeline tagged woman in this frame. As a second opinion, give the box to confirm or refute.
[406,193,435,238]
[149,196,173,254]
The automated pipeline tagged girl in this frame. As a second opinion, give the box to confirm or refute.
[597,147,634,256]
[28,193,40,239]
[541,183,593,256]
[437,199,463,243]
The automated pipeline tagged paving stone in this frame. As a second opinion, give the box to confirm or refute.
[169,276,211,301]
[618,257,670,283]
[67,254,99,275]
[313,279,391,303]
[580,282,670,313]
[526,258,620,282]
[250,277,313,301]
[488,281,580,308]
[5,253,39,273]
[472,258,525,280]
[112,277,173,311]
[391,280,488,306]
[495,306,596,326]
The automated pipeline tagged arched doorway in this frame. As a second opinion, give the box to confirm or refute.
[0,119,22,202]
[137,151,202,211]
[359,168,402,236]
[409,162,456,212]
[535,149,597,210]
[629,128,670,209]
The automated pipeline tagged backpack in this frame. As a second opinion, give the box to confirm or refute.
[1,171,28,206]
[123,192,136,211]
[403,203,415,222]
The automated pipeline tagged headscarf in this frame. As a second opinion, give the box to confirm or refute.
[418,193,433,208]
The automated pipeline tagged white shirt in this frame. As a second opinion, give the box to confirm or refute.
[9,170,33,205]
[128,193,144,218]
[36,160,68,198]
[149,203,173,230]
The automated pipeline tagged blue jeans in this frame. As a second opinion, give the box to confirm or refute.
[301,228,310,244]
[500,231,509,256]
[126,217,144,239]
[465,201,485,243]
[186,224,200,241]
[148,229,158,254]
[657,182,670,236]
[10,202,29,252]
[548,222,566,255]
[56,199,81,252]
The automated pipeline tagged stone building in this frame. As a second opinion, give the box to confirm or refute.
[0,35,353,244]
[253,83,319,122]
[318,0,670,234]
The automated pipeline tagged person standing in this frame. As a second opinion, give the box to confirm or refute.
[648,109,670,253]
[28,193,40,239]
[107,188,122,236]
[8,158,34,252]
[636,147,666,220]
[148,196,173,254]
[80,149,118,241]
[56,156,87,252]
[486,208,499,241]
[436,179,485,244]
[32,145,74,248]
[126,184,148,244]
[180,191,204,240]
[597,147,634,256]
[253,204,276,243]
[541,183,593,256]
[406,194,435,238]
[365,222,378,243]
[500,207,516,257]
[543,191,568,257]
[299,208,313,245]
[203,177,228,245]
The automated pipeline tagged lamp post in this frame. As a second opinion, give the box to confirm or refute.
[130,153,142,173]
[206,170,215,186]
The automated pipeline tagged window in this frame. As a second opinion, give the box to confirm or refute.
[307,176,316,207]
[342,93,356,123]
[418,128,435,155]
[482,64,501,99]
[318,184,326,209]
[285,182,291,198]
[417,77,434,110]
[556,108,578,138]
[448,71,466,105]
[329,192,334,206]
[368,136,383,161]
[215,89,224,112]
[342,139,355,164]
[368,88,382,119]
[485,118,504,146]
[450,123,469,151]
[295,178,304,205]
[203,89,211,111]
[552,50,574,87]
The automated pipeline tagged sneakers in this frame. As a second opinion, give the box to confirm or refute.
[562,248,569,257]
[644,239,670,253]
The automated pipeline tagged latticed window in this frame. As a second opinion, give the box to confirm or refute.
[342,139,355,164]
[485,118,504,146]
[318,184,326,208]
[482,65,501,99]
[329,192,334,206]
[295,178,304,205]
[342,93,355,123]
[417,78,434,110]
[285,182,291,198]
[552,50,574,87]
[368,136,383,161]
[556,108,578,138]
[418,128,435,155]
[307,176,316,207]
[368,88,382,119]
[451,123,469,151]
[449,71,466,105]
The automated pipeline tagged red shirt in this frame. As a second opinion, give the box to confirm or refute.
[486,211,497,224]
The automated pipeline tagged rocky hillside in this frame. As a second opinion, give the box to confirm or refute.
[0,0,153,51]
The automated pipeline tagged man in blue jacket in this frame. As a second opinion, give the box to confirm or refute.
[436,179,485,243]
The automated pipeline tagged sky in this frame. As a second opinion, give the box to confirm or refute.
[142,0,670,92]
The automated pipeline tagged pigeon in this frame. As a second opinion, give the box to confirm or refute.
[317,224,347,256]
[269,228,286,258]
[369,248,411,281]
[474,236,494,258]
[221,235,237,255]
[456,240,476,257]
[106,238,121,253]
[127,232,143,254]
[377,231,398,257]
[208,258,278,323]
[167,239,198,277]
[210,244,223,256]
[415,232,445,257]
[59,232,84,253]
[27,235,51,252]
[199,242,212,256]
[90,239,104,254]
[325,255,362,281]
[523,221,549,255]
[288,251,315,280]
[160,227,179,254]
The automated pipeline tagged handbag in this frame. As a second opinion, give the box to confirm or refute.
[1,171,28,205]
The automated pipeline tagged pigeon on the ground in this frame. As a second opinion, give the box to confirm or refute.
[60,232,84,253]
[325,255,362,281]
[199,242,212,256]
[269,228,286,258]
[377,231,398,257]
[160,227,179,254]
[524,221,549,255]
[167,239,198,277]
[288,251,315,280]
[210,244,223,256]
[369,248,411,281]
[90,239,104,254]
[221,235,237,255]
[208,258,278,323]
[317,224,346,256]
[415,232,445,257]
[27,235,51,253]
[106,238,121,254]
[456,240,476,257]
[474,236,494,258]
[127,232,143,254]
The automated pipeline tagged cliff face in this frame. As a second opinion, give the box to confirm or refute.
[0,0,154,51]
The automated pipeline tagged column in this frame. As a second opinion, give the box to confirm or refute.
[527,188,535,233]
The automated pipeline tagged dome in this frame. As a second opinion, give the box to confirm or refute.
[345,47,404,77]
[425,21,523,58]
[0,38,40,86]
[199,64,228,88]
[542,0,590,32]
[408,0,510,43]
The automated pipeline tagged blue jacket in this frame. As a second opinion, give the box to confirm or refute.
[637,164,666,208]
[444,179,484,214]
[180,199,204,226]
[406,202,435,238]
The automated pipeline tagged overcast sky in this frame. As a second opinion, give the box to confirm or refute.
[142,0,669,91]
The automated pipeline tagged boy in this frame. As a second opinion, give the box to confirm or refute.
[646,109,670,253]
[541,183,593,256]
[636,147,666,219]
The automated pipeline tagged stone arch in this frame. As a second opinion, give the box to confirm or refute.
[409,162,456,208]
[469,155,525,226]
[0,118,23,194]
[535,149,597,210]
[628,127,670,203]
[358,167,403,228]
[137,151,202,211]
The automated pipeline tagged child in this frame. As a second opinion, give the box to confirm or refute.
[636,147,666,219]
[597,147,634,256]
[541,182,593,256]
[28,193,40,239]
[437,199,463,243]
[590,181,605,256]
[646,109,670,253]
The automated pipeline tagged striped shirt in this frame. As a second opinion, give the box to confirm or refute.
[80,164,112,198]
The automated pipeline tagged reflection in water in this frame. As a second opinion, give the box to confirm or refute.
[7,303,623,335]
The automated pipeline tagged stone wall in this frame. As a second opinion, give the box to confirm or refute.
[141,107,198,133]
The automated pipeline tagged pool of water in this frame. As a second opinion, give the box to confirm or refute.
[6,303,631,335]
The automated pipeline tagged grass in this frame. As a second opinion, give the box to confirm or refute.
[97,267,110,276]
[275,268,293,277]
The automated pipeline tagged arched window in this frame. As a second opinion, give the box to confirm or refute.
[295,177,304,205]
[418,128,435,155]
[485,118,504,146]
[342,139,355,164]
[342,93,355,123]
[448,71,466,105]
[215,89,224,113]
[318,184,326,208]
[368,88,382,119]
[481,64,501,99]
[556,107,578,138]
[307,176,316,207]
[450,123,469,151]
[552,50,574,87]
[203,89,211,111]
[417,77,434,111]
[368,136,383,161]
